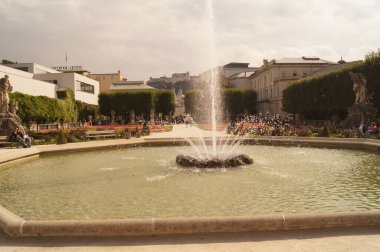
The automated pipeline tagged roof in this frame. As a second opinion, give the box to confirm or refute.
[229,71,256,79]
[109,81,155,91]
[223,62,250,68]
[274,57,336,65]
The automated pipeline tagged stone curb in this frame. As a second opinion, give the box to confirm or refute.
[1,210,380,237]
[0,205,25,237]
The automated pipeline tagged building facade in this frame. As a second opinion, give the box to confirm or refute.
[199,62,257,88]
[147,72,199,91]
[88,71,124,93]
[0,62,99,105]
[250,57,337,115]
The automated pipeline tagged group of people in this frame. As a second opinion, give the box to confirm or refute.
[359,121,379,136]
[7,127,32,148]
[227,112,293,136]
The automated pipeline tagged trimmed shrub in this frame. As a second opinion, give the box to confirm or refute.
[75,100,99,121]
[283,49,380,120]
[9,92,65,124]
[318,126,330,137]
[184,89,257,120]
[57,131,67,144]
[155,90,175,116]
[9,89,97,124]
[98,90,174,119]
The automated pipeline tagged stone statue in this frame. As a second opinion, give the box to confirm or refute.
[0,75,13,113]
[0,75,26,135]
[349,72,369,104]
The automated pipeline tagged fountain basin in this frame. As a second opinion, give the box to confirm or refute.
[0,137,380,237]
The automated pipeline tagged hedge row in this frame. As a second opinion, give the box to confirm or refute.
[184,89,257,120]
[283,50,380,120]
[98,90,175,118]
[10,89,99,124]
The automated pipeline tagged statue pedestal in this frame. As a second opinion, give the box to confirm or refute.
[345,103,377,128]
[0,113,25,135]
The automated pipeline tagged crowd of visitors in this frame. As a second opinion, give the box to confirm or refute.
[227,112,293,136]
[359,121,379,136]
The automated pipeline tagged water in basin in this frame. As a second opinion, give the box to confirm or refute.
[0,145,379,220]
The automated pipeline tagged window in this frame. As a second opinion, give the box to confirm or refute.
[76,81,94,94]
[15,67,29,72]
[45,80,58,84]
[103,76,105,80]
[292,72,298,76]
[111,75,114,80]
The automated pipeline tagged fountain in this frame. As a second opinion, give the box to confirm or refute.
[1,0,380,239]
[175,0,252,168]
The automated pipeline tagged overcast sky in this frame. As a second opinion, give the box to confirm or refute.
[1,0,379,81]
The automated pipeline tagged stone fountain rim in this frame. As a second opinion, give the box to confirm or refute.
[0,136,379,237]
[0,136,379,168]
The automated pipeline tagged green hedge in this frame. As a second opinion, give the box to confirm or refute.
[10,92,66,124]
[98,90,175,118]
[75,100,99,121]
[184,89,257,119]
[283,50,380,120]
[10,89,99,124]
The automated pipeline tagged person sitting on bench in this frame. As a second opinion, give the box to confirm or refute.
[9,127,31,148]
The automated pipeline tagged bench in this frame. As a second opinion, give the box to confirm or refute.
[85,130,118,139]
[0,136,19,148]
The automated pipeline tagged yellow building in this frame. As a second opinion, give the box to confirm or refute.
[88,71,123,93]
[250,57,337,115]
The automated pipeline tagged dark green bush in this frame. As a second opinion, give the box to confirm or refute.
[9,92,65,124]
[9,89,98,124]
[318,126,330,137]
[57,131,67,144]
[184,89,257,120]
[98,90,175,119]
[283,49,380,120]
[75,100,99,121]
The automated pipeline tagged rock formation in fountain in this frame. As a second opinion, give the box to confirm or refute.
[176,154,253,168]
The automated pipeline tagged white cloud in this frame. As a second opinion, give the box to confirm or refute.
[0,0,379,80]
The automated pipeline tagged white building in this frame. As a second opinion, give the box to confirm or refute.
[0,62,99,105]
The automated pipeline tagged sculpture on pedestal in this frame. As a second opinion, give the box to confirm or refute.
[349,72,369,104]
[0,75,26,135]
[345,72,377,129]
[0,75,12,113]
